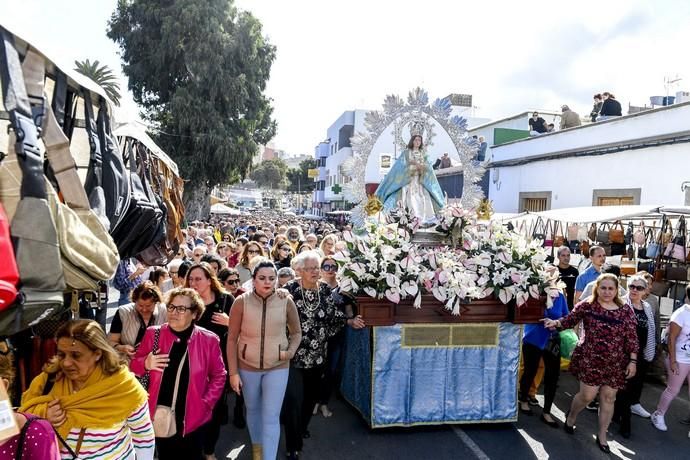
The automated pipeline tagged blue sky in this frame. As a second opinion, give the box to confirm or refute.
[3,0,690,154]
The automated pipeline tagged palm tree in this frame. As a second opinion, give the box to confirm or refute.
[74,59,121,106]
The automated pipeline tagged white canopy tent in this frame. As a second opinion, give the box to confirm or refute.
[493,205,690,226]
[114,123,180,176]
[210,203,240,215]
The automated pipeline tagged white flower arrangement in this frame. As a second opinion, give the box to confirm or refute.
[336,207,564,314]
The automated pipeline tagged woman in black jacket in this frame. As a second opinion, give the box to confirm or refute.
[599,92,622,120]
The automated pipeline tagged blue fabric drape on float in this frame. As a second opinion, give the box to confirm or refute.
[342,323,521,427]
[340,327,372,420]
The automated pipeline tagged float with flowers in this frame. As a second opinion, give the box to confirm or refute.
[335,204,563,326]
[337,88,565,427]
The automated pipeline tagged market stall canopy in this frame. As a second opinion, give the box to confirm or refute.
[211,203,240,215]
[113,123,179,176]
[494,205,690,224]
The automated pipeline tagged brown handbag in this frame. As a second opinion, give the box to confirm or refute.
[588,223,597,242]
[609,220,625,244]
[665,266,688,282]
[553,221,566,248]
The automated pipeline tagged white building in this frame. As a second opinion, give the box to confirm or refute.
[487,101,690,213]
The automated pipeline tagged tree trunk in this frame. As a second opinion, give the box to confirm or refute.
[183,182,212,222]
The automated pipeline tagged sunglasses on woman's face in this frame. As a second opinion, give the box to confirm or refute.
[629,285,646,291]
[224,278,240,285]
[321,263,338,272]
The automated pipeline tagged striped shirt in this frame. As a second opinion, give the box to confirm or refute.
[60,401,154,460]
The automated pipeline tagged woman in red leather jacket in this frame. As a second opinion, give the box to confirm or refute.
[131,288,227,460]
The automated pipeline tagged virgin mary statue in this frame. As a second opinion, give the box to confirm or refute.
[374,134,445,223]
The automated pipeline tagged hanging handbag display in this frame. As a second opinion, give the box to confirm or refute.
[580,240,591,256]
[110,138,164,258]
[567,223,579,242]
[22,50,119,291]
[135,145,176,266]
[576,224,588,243]
[553,221,566,248]
[647,218,669,260]
[0,31,65,336]
[596,223,610,244]
[531,217,547,246]
[637,227,653,259]
[664,216,689,261]
[665,266,688,282]
[153,347,188,438]
[587,223,597,242]
[81,90,110,230]
[609,220,625,244]
[633,221,646,245]
[610,242,626,256]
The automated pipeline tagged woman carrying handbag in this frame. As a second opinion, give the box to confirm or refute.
[131,288,227,459]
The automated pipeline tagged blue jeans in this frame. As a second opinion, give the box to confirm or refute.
[239,367,289,460]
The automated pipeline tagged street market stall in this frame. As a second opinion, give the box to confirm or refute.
[0,24,184,394]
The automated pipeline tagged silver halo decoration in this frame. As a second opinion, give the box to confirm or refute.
[342,87,486,227]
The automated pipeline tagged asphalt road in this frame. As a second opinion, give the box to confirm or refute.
[105,295,690,460]
[214,371,690,460]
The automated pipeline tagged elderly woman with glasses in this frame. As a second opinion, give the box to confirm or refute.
[271,241,295,270]
[131,288,226,460]
[612,275,655,438]
[236,241,266,284]
[543,274,638,454]
[281,251,363,460]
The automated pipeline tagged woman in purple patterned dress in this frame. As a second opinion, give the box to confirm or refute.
[543,273,638,454]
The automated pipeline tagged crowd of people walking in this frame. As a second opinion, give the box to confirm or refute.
[4,211,690,459]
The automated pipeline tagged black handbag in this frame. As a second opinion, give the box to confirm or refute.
[109,139,164,258]
[545,333,561,358]
[610,242,626,256]
[97,98,131,231]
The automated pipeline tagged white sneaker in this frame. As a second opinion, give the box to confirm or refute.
[651,412,668,431]
[631,403,651,418]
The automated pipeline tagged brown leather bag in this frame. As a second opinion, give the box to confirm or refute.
[553,221,566,248]
[609,220,625,244]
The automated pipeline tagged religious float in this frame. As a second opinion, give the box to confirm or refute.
[335,89,563,427]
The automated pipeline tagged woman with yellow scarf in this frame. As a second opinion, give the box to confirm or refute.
[21,319,154,459]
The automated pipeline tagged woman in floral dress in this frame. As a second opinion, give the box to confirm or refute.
[544,273,638,454]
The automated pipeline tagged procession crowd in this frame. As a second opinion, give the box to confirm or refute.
[4,211,363,460]
[4,212,690,459]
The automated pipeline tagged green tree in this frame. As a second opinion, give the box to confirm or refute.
[250,158,287,189]
[73,59,121,106]
[107,0,276,219]
[286,158,317,193]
